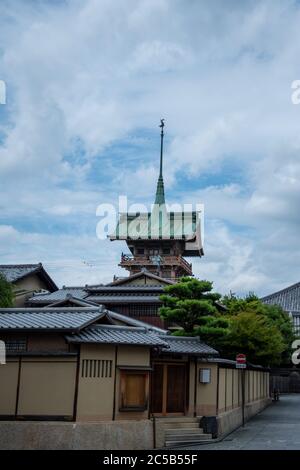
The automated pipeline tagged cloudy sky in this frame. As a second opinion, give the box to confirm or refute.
[0,0,300,296]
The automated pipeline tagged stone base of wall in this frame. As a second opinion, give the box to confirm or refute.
[0,420,153,450]
[216,397,271,437]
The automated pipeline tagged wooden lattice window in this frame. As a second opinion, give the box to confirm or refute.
[5,338,27,353]
[81,359,112,378]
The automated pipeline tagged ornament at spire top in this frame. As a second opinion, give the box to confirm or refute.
[155,119,166,205]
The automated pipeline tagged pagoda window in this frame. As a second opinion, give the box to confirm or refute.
[137,248,144,255]
[162,248,170,254]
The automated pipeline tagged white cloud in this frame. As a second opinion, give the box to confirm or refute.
[0,224,19,241]
[1,0,300,295]
[0,224,125,287]
[128,40,192,74]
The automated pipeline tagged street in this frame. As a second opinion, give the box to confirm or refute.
[182,395,300,450]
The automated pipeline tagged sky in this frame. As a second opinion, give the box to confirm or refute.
[0,0,300,296]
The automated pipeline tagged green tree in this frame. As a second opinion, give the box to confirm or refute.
[194,315,231,351]
[222,292,259,315]
[159,277,221,333]
[257,303,294,364]
[0,273,14,307]
[222,295,295,364]
[226,311,285,366]
[159,278,294,366]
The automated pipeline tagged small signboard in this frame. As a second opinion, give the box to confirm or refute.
[236,353,246,369]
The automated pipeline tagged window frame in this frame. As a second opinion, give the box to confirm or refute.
[4,337,27,353]
[119,369,149,412]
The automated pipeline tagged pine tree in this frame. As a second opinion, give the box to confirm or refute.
[159,277,221,333]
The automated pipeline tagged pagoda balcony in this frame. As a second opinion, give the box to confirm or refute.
[119,253,192,275]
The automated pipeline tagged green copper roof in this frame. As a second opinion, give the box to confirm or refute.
[154,176,165,205]
[111,210,198,240]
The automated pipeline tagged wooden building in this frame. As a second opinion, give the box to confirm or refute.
[109,121,203,280]
[28,271,226,329]
[0,263,57,307]
[0,306,270,448]
[27,272,172,328]
[261,282,300,393]
[261,281,300,334]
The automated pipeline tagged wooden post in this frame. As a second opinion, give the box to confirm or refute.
[72,347,81,421]
[194,358,197,417]
[242,368,245,426]
[112,346,118,420]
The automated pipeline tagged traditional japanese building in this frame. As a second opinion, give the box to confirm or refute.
[109,120,203,280]
[0,263,57,307]
[0,305,270,449]
[261,282,300,393]
[261,281,300,334]
[0,122,272,450]
[28,272,172,329]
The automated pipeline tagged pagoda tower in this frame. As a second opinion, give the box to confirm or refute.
[109,120,203,280]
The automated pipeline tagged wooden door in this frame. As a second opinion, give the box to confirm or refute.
[151,363,164,413]
[151,363,186,415]
[166,364,186,413]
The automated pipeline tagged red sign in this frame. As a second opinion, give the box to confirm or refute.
[236,354,246,364]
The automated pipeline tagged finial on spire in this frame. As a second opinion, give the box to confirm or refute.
[154,119,166,206]
[159,119,164,178]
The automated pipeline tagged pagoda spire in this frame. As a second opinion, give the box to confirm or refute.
[154,119,165,205]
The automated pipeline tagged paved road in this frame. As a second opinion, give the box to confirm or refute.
[183,394,300,450]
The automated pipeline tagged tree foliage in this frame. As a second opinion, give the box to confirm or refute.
[159,278,295,366]
[222,294,295,364]
[159,277,221,333]
[0,273,14,307]
[224,312,285,365]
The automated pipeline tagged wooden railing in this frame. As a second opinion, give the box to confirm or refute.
[120,254,192,274]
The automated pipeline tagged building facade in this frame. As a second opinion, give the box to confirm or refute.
[0,306,270,449]
[261,281,300,335]
[0,263,57,307]
[109,121,203,280]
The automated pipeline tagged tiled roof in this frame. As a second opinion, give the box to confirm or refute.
[198,357,266,369]
[108,271,174,286]
[0,306,219,356]
[87,295,161,304]
[29,287,88,303]
[106,310,167,334]
[261,282,300,312]
[163,336,219,356]
[66,324,169,347]
[0,263,58,291]
[0,307,103,331]
[86,286,164,293]
[0,264,41,282]
[45,296,99,308]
